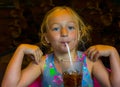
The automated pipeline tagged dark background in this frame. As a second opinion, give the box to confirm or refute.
[0,0,120,85]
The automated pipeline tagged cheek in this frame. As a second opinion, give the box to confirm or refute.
[46,33,59,43]
[70,31,78,41]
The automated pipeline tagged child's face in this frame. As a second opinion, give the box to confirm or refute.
[45,9,79,53]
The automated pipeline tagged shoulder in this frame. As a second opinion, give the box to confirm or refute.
[40,54,53,72]
[92,59,106,72]
[85,53,104,71]
[40,55,47,66]
[86,58,107,77]
[86,57,94,75]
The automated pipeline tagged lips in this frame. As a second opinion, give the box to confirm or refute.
[61,41,69,44]
[60,41,70,46]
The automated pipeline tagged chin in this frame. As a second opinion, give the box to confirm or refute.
[59,48,68,53]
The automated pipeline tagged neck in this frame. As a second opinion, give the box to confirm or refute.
[54,50,77,62]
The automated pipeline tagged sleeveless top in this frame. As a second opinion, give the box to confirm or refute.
[41,51,93,87]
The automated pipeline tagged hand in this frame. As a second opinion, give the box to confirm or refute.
[85,45,114,61]
[19,44,43,64]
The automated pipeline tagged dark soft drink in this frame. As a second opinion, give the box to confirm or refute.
[62,71,82,87]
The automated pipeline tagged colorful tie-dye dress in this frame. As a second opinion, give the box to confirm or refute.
[41,51,93,87]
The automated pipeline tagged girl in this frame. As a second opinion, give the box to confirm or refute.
[2,6,120,87]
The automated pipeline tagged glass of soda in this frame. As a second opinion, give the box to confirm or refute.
[60,60,83,87]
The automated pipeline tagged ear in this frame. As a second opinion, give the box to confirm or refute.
[78,31,81,41]
[45,36,50,43]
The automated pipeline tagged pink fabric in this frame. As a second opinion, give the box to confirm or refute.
[29,69,111,87]
[93,78,101,87]
[29,77,107,87]
[29,77,41,87]
[30,77,100,87]
[94,68,111,87]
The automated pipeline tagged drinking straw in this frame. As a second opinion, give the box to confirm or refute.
[65,43,73,67]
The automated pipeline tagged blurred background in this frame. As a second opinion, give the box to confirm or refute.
[0,0,120,84]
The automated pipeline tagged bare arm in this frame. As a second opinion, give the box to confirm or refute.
[109,47,120,87]
[85,45,120,87]
[2,44,43,87]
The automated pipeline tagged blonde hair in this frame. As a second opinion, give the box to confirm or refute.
[39,6,91,53]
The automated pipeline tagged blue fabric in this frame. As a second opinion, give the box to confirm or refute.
[42,51,93,87]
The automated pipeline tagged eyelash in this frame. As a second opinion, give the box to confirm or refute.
[52,26,75,31]
[68,26,75,30]
[52,27,60,31]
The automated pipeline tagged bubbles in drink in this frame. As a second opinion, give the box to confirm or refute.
[62,71,82,87]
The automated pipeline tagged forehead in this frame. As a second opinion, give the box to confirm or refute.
[50,9,70,16]
[47,9,77,22]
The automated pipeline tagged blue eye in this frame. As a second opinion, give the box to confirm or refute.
[68,26,75,30]
[52,27,60,31]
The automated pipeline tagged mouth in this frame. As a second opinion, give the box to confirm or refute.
[61,41,70,46]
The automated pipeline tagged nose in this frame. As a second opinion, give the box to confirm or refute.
[61,28,68,37]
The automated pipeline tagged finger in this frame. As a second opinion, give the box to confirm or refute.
[39,50,43,62]
[35,49,40,64]
[26,54,35,61]
[87,47,96,58]
[30,55,35,60]
[93,51,100,61]
[38,48,43,62]
[31,49,38,64]
[35,48,43,64]
[90,50,97,61]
